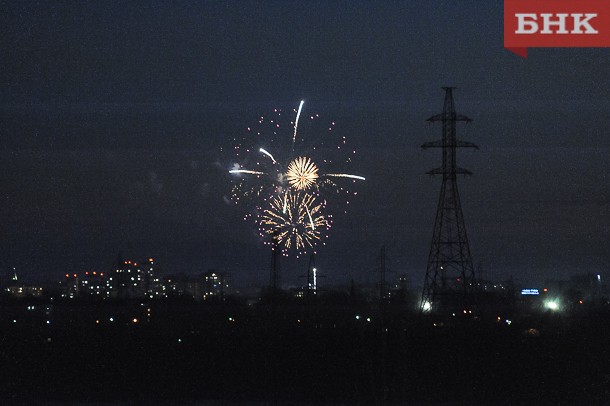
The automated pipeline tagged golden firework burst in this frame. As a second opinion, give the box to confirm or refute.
[260,190,327,253]
[286,156,319,190]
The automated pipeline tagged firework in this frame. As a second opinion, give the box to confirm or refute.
[227,100,363,255]
[260,190,329,256]
[286,156,319,190]
[228,101,364,196]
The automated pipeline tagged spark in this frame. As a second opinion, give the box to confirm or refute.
[259,148,277,164]
[324,174,366,181]
[229,169,265,175]
[286,156,319,190]
[282,191,288,213]
[305,204,315,230]
[292,100,305,151]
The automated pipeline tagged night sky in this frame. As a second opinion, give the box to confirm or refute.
[1,1,609,289]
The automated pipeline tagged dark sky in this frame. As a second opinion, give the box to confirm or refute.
[1,1,609,288]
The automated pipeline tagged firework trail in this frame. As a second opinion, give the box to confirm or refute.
[229,169,265,175]
[323,173,366,181]
[292,100,304,151]
[259,148,277,164]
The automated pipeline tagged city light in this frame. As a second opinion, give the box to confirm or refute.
[545,300,559,311]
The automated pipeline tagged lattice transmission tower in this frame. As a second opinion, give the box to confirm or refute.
[420,87,478,312]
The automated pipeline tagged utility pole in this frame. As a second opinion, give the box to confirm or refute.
[377,246,388,303]
[269,230,281,307]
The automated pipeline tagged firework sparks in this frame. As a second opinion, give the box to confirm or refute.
[228,100,363,199]
[229,169,266,175]
[305,204,315,230]
[260,190,329,255]
[282,190,288,213]
[286,156,319,190]
[292,100,305,151]
[323,173,366,181]
[227,100,364,256]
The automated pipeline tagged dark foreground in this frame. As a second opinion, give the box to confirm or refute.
[0,300,609,405]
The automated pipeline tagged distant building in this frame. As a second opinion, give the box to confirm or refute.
[107,256,146,299]
[59,271,108,298]
[56,255,162,300]
[143,258,157,297]
[163,273,191,297]
[147,276,166,299]
[6,285,44,298]
[81,271,107,297]
[59,273,80,299]
[5,269,44,298]
[201,271,230,301]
